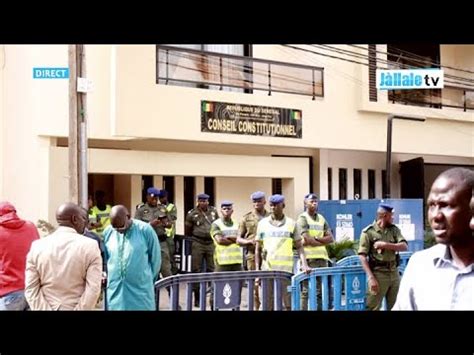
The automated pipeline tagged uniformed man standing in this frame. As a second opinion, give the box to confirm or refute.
[158,189,178,275]
[237,191,269,310]
[358,203,408,311]
[185,193,219,307]
[255,194,311,310]
[135,187,173,280]
[296,193,334,310]
[211,201,243,272]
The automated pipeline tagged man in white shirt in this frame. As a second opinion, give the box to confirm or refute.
[393,167,474,310]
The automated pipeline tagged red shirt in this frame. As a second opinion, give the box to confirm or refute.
[0,205,40,297]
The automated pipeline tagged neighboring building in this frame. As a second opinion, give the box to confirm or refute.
[0,44,472,233]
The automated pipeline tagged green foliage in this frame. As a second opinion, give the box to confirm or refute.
[326,238,357,262]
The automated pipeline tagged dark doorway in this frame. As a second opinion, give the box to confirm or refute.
[184,176,195,230]
[162,176,175,204]
[400,157,425,199]
[204,177,215,207]
[141,175,154,205]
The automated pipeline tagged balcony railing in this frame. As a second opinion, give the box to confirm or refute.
[385,60,474,112]
[388,85,474,112]
[156,45,324,99]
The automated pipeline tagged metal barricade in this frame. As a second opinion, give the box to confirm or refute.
[291,266,367,311]
[155,270,293,311]
[336,251,413,273]
[289,252,413,311]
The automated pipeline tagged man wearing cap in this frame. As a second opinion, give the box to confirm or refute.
[211,201,243,272]
[358,203,408,310]
[185,193,219,307]
[135,187,173,280]
[296,193,334,310]
[237,191,269,310]
[158,189,178,275]
[255,194,311,310]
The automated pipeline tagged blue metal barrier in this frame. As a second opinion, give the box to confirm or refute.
[336,251,413,272]
[290,252,413,311]
[155,270,293,311]
[290,266,367,310]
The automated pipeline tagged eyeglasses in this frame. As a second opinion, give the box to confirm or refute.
[221,207,232,210]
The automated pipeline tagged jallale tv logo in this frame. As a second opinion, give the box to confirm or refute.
[376,69,444,90]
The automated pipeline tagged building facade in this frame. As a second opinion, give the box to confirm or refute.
[0,44,472,233]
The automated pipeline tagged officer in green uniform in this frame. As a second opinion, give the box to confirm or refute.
[296,193,334,310]
[358,203,408,310]
[158,189,178,275]
[210,201,243,272]
[237,191,269,310]
[185,193,219,307]
[135,187,173,280]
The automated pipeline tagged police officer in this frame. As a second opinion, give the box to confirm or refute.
[255,194,311,310]
[135,187,173,280]
[158,189,178,275]
[358,203,408,310]
[237,191,269,310]
[296,193,334,310]
[211,201,243,272]
[185,193,219,307]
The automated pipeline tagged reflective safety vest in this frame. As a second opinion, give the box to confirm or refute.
[260,217,295,273]
[164,203,176,238]
[212,219,243,265]
[300,212,329,260]
[91,205,112,235]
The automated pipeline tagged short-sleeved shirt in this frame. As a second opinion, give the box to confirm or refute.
[185,206,219,240]
[239,209,269,253]
[358,221,407,263]
[296,212,330,237]
[135,203,168,241]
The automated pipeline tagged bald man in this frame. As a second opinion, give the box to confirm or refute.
[25,203,102,310]
[103,205,161,310]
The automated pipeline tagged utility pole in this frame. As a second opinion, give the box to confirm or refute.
[68,45,88,209]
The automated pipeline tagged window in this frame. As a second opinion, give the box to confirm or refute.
[368,169,375,199]
[353,169,361,199]
[387,44,442,109]
[382,170,387,199]
[339,169,347,200]
[272,178,282,195]
[158,44,251,93]
[328,168,332,200]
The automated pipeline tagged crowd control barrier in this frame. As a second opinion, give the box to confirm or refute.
[155,270,293,311]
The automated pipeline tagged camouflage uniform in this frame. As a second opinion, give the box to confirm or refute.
[358,221,407,310]
[135,203,172,279]
[239,209,268,310]
[185,206,219,304]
